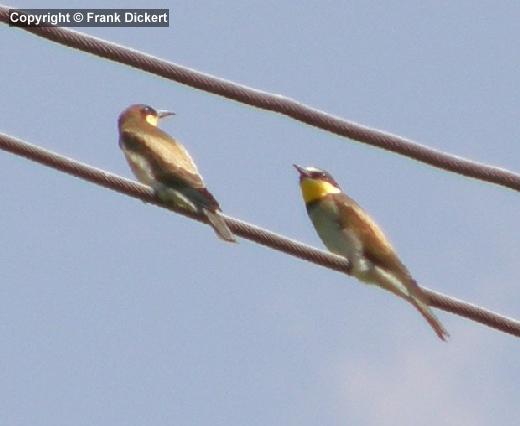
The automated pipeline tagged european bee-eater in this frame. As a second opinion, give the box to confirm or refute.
[118,104,236,242]
[293,164,448,340]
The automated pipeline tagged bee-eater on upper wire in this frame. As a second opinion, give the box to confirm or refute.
[118,104,236,242]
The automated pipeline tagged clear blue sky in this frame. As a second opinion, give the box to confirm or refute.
[2,1,519,425]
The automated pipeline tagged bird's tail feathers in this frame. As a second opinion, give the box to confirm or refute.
[204,208,237,243]
[408,295,449,341]
[372,268,449,341]
[155,185,236,243]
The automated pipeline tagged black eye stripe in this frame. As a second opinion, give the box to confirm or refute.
[308,171,338,187]
[142,106,156,115]
[311,171,328,179]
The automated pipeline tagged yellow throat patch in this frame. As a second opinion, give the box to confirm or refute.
[145,114,159,126]
[300,178,340,203]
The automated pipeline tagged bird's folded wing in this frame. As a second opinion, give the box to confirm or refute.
[336,195,418,290]
[121,129,204,189]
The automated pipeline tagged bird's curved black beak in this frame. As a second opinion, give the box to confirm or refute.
[157,110,176,119]
[293,164,309,177]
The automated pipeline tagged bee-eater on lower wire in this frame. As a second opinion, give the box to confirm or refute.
[118,104,236,242]
[293,164,448,340]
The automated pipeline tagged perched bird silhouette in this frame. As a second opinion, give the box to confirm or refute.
[294,164,448,340]
[118,104,236,242]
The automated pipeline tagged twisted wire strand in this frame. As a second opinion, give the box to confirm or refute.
[1,5,519,192]
[1,131,519,338]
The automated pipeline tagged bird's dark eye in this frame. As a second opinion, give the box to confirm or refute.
[143,106,155,115]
